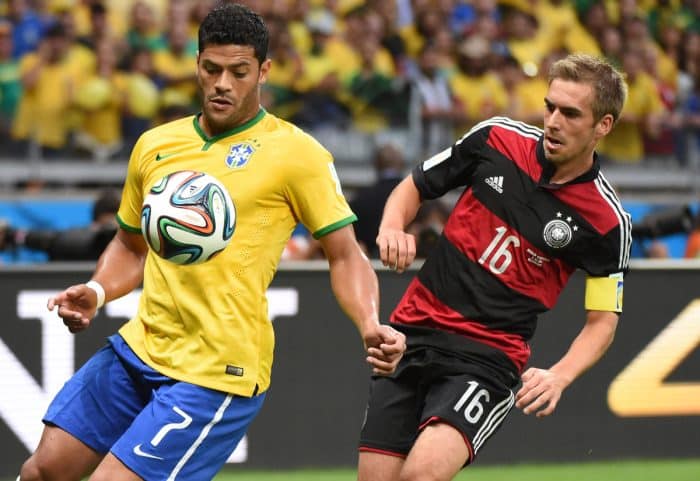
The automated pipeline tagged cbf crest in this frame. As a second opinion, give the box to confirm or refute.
[543,212,578,249]
[225,140,258,169]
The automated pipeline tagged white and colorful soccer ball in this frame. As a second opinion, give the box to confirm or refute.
[141,170,235,265]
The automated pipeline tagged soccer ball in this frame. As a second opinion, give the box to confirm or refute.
[141,170,235,265]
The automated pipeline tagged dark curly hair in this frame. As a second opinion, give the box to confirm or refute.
[198,3,269,65]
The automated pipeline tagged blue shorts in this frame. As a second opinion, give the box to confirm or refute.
[44,334,265,481]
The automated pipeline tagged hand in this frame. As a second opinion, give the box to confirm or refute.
[515,367,569,418]
[47,284,99,333]
[363,324,406,375]
[376,227,416,273]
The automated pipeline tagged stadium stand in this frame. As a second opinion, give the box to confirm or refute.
[1,0,700,259]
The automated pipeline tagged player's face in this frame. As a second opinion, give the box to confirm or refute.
[196,44,270,136]
[542,79,612,168]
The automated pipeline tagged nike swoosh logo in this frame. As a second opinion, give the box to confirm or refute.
[133,443,164,460]
[155,152,180,161]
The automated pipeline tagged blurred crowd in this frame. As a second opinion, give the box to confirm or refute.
[2,0,700,165]
[3,0,700,262]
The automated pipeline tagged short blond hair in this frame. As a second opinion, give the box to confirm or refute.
[548,54,627,124]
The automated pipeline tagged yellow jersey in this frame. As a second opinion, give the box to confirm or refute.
[598,72,665,162]
[116,109,356,396]
[12,53,79,148]
[449,72,508,130]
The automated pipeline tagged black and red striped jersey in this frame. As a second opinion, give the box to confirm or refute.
[391,117,632,372]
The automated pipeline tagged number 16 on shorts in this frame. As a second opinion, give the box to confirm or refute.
[446,377,515,455]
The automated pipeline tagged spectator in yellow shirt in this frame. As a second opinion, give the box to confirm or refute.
[365,0,409,74]
[501,4,551,75]
[498,54,555,128]
[75,1,125,54]
[449,35,508,131]
[598,48,666,163]
[621,14,677,88]
[293,8,352,128]
[261,17,305,120]
[52,5,97,76]
[73,38,127,162]
[121,47,160,152]
[534,0,601,57]
[153,21,198,105]
[399,7,445,60]
[71,0,128,40]
[11,22,79,158]
[346,34,410,132]
[342,5,396,79]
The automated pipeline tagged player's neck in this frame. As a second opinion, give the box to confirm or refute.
[549,154,594,184]
[198,110,261,138]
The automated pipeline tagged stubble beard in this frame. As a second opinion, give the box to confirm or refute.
[201,87,259,136]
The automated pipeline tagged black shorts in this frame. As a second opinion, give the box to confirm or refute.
[359,324,520,464]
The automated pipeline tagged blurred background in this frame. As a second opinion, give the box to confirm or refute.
[1,0,700,263]
[0,2,699,478]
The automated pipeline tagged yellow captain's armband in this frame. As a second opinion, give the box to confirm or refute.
[585,274,624,312]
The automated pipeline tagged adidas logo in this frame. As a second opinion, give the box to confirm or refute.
[485,176,504,193]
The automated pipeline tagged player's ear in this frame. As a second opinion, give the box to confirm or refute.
[258,58,271,84]
[595,113,614,138]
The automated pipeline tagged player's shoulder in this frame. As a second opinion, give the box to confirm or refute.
[457,116,542,152]
[261,112,332,160]
[140,115,196,141]
[579,169,631,235]
[129,116,197,164]
[464,116,542,139]
[455,116,541,162]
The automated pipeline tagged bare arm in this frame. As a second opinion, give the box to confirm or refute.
[515,310,619,417]
[320,225,406,374]
[376,175,422,273]
[47,228,148,333]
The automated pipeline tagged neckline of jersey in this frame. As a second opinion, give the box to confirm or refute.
[192,108,267,150]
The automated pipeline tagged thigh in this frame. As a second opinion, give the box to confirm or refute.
[422,367,515,463]
[21,425,102,481]
[43,344,146,454]
[402,423,469,481]
[359,369,424,457]
[111,381,266,481]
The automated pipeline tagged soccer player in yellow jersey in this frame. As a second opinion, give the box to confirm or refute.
[17,4,405,481]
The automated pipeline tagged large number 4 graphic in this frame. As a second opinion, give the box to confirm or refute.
[479,226,520,275]
[608,300,700,416]
[453,380,490,423]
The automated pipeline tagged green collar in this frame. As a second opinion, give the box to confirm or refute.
[193,108,266,150]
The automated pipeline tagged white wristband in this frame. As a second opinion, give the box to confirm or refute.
[85,280,106,309]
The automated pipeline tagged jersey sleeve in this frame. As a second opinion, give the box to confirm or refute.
[412,123,489,199]
[116,134,147,233]
[284,140,356,239]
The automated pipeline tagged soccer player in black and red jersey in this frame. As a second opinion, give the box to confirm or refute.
[357,53,632,481]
